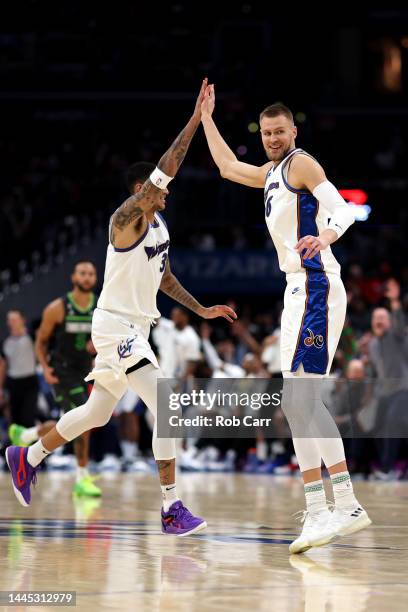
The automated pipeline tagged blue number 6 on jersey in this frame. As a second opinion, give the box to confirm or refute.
[265,195,273,217]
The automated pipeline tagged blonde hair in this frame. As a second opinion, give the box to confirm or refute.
[260,103,294,124]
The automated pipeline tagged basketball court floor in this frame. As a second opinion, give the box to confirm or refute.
[1,472,407,611]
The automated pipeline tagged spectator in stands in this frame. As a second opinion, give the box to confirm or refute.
[261,318,281,378]
[369,279,408,477]
[0,310,39,428]
[331,359,373,436]
[200,322,245,378]
[369,279,408,397]
[171,307,202,388]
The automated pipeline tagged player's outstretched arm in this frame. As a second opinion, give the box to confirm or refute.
[201,84,271,188]
[155,77,208,177]
[160,259,237,322]
[112,78,208,234]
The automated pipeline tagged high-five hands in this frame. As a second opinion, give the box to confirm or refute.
[193,78,209,122]
[201,83,215,118]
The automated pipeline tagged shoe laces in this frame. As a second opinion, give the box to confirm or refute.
[171,502,193,521]
[292,510,309,524]
[292,503,333,525]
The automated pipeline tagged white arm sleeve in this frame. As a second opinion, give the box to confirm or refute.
[313,180,355,239]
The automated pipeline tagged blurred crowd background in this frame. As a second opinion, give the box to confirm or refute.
[1,3,408,479]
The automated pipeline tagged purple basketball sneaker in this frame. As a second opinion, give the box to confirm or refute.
[5,446,38,507]
[161,501,207,536]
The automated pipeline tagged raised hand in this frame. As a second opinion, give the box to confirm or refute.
[201,84,215,118]
[192,78,209,122]
[199,304,237,323]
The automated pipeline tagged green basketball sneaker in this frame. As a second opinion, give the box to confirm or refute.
[8,425,29,448]
[73,475,102,497]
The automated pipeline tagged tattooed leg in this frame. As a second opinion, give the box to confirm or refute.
[156,459,176,486]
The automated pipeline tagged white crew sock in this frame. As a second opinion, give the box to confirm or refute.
[21,426,40,445]
[161,484,179,512]
[120,440,138,461]
[76,466,89,482]
[304,479,327,514]
[330,471,359,509]
[27,440,51,467]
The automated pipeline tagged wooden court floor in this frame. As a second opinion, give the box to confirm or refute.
[0,471,407,611]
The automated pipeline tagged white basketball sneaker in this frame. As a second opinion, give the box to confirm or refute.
[316,504,372,544]
[289,507,331,554]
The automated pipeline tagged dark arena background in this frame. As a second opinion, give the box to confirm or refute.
[0,4,407,611]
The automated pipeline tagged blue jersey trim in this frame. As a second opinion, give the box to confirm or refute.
[150,215,160,228]
[113,224,150,252]
[271,148,298,173]
[290,269,330,374]
[155,212,168,228]
[281,150,313,194]
[297,193,323,271]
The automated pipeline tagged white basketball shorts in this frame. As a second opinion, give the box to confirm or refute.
[85,308,158,399]
[280,271,347,375]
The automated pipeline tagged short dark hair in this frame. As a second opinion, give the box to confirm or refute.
[7,309,26,320]
[126,162,155,194]
[171,306,190,320]
[259,103,294,124]
[72,260,97,273]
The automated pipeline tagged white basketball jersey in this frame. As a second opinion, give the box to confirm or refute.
[264,148,341,276]
[97,212,170,321]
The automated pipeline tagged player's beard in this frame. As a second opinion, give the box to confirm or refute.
[266,143,291,162]
[74,282,93,293]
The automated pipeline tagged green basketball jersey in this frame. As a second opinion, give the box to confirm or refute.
[50,292,97,377]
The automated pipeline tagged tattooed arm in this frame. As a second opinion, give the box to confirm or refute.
[111,79,208,249]
[160,258,205,315]
[155,77,208,177]
[160,259,237,323]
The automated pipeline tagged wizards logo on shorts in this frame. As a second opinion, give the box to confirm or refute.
[118,336,137,360]
[304,328,324,349]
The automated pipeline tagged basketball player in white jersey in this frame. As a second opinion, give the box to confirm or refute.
[200,85,371,553]
[6,78,236,536]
